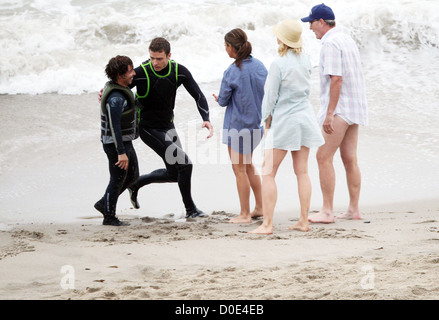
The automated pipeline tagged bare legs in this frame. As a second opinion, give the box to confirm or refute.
[309,116,362,223]
[249,147,312,234]
[248,148,284,233]
[288,148,312,232]
[338,123,362,220]
[228,146,263,224]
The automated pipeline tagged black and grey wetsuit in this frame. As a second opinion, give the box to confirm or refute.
[98,82,139,217]
[131,60,210,211]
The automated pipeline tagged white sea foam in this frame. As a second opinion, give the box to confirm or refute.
[0,0,438,224]
[0,0,438,93]
[1,0,438,167]
[1,0,438,149]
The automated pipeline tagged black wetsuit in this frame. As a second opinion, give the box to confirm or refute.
[131,60,209,211]
[97,90,139,220]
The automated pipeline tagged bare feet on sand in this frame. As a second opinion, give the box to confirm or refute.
[309,208,362,223]
[335,208,361,220]
[248,223,273,235]
[308,211,335,224]
[287,221,310,232]
[229,215,252,224]
[251,207,263,220]
[229,207,263,224]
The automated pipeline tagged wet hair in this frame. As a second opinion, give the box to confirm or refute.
[105,55,133,83]
[149,37,171,55]
[224,28,252,69]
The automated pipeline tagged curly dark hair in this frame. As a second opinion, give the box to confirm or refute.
[105,55,133,83]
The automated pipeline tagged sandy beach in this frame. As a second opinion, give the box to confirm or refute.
[0,199,438,300]
[1,0,439,305]
[0,92,439,301]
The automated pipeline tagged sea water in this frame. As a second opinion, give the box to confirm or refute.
[0,0,438,223]
[1,0,438,93]
[1,0,438,134]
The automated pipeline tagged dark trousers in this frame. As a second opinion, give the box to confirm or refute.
[99,141,139,216]
[136,126,195,210]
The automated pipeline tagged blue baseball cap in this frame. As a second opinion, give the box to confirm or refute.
[301,3,335,22]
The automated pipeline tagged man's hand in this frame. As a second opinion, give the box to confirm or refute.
[202,121,214,139]
[323,114,335,134]
[325,75,342,135]
[115,153,129,170]
[98,88,103,102]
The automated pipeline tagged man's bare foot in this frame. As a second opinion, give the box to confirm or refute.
[335,209,361,220]
[287,221,310,232]
[308,211,334,224]
[248,224,273,234]
[229,215,252,224]
[251,207,263,220]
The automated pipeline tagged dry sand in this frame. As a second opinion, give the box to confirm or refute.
[0,199,438,300]
[0,93,438,301]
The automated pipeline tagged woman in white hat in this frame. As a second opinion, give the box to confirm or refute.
[249,19,324,235]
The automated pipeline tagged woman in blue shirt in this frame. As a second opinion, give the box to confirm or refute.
[213,28,268,224]
[249,20,324,235]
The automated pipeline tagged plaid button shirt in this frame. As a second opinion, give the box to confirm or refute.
[319,28,368,126]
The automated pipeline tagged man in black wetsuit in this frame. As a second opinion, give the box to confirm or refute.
[129,37,214,219]
[95,55,139,226]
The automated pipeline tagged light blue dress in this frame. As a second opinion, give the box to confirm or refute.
[262,51,324,151]
[217,57,268,154]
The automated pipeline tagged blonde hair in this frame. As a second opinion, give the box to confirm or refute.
[278,42,302,57]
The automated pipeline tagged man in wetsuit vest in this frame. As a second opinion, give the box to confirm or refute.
[129,37,214,219]
[95,55,139,226]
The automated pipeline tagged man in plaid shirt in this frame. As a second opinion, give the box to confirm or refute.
[302,4,368,223]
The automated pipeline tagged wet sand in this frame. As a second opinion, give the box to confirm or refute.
[0,200,438,300]
[0,93,438,300]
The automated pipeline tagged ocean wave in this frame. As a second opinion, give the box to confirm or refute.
[0,0,437,94]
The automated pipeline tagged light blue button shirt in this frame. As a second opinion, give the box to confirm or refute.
[217,56,268,154]
[262,51,324,151]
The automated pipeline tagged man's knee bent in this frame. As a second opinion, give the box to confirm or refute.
[176,162,193,176]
